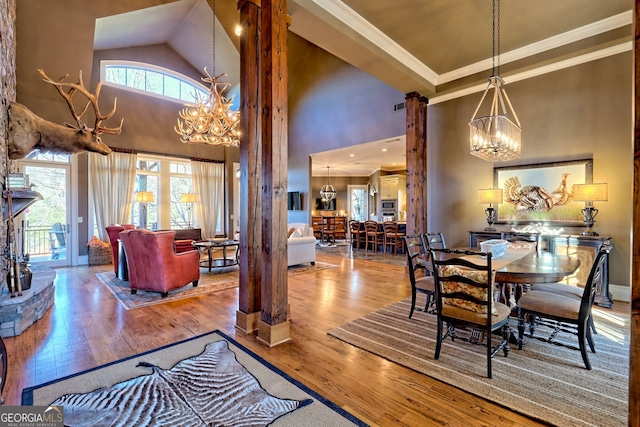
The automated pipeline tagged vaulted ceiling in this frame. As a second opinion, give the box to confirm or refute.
[52,0,636,176]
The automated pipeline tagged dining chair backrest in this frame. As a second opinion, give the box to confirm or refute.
[383,221,398,234]
[403,234,426,281]
[429,248,494,319]
[578,242,611,319]
[423,232,446,250]
[324,216,336,230]
[349,220,361,233]
[505,234,539,251]
[364,220,379,234]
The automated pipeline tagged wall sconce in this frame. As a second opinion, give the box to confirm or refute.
[134,191,154,229]
[180,193,197,228]
[478,188,503,231]
[572,183,608,236]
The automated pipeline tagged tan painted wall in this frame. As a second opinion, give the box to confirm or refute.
[428,53,632,288]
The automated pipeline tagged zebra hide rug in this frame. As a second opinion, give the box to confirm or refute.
[50,340,311,427]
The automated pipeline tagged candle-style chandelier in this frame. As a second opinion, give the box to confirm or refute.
[174,0,240,147]
[469,0,521,162]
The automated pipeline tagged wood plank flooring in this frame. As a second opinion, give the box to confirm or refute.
[1,248,628,426]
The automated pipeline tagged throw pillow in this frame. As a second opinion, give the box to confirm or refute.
[287,227,296,238]
[291,228,303,238]
[439,264,497,315]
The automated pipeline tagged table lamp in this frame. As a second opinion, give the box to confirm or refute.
[572,183,607,236]
[180,193,197,228]
[478,188,503,231]
[134,191,154,229]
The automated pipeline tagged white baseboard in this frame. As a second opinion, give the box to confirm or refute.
[609,283,630,303]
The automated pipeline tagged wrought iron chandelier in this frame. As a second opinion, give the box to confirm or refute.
[469,0,521,162]
[174,0,240,147]
[320,166,336,202]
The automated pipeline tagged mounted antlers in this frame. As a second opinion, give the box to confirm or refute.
[7,69,124,159]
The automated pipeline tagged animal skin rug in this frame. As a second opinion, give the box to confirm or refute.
[50,340,311,427]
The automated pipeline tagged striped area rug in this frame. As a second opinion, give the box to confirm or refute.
[328,297,629,427]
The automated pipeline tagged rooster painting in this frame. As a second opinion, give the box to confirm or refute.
[503,177,554,213]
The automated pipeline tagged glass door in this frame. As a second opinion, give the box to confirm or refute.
[18,160,72,267]
[348,185,368,222]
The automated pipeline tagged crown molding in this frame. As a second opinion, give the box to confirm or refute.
[430,41,632,105]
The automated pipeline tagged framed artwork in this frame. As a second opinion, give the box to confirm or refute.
[493,159,593,225]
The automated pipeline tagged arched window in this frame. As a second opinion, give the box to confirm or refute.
[100,60,208,104]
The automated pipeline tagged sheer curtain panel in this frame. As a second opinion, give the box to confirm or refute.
[89,152,137,241]
[191,160,224,239]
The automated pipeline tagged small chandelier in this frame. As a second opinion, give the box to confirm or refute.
[174,0,240,147]
[469,0,521,162]
[320,166,336,202]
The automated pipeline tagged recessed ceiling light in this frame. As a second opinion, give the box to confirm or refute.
[382,148,387,152]
[350,154,355,157]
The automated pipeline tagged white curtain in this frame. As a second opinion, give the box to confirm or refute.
[89,151,137,241]
[191,161,224,239]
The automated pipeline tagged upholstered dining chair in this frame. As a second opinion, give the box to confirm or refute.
[516,242,611,370]
[429,248,511,379]
[402,235,435,318]
[383,221,404,254]
[364,220,384,252]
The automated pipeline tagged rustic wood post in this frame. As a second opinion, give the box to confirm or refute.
[405,92,428,237]
[257,0,291,346]
[630,3,639,425]
[236,0,262,333]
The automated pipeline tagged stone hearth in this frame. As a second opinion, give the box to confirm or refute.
[0,265,55,337]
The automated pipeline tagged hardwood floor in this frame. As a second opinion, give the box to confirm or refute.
[2,248,627,426]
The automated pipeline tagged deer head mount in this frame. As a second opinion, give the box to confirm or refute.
[7,69,124,160]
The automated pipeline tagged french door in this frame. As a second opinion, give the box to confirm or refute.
[18,160,72,267]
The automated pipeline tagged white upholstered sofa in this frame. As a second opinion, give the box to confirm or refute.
[287,222,316,266]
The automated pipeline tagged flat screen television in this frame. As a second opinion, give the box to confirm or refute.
[288,191,302,210]
[315,197,336,211]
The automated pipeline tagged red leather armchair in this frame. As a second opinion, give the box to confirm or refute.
[118,229,200,297]
[106,224,135,275]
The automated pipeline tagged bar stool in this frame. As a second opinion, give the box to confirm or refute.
[364,220,384,252]
[383,221,404,254]
[349,220,364,249]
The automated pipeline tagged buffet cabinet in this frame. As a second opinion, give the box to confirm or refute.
[468,230,613,308]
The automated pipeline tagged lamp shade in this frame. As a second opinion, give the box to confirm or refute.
[572,183,608,202]
[180,193,197,203]
[478,188,503,204]
[134,191,155,203]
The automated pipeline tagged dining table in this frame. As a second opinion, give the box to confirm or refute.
[424,247,582,305]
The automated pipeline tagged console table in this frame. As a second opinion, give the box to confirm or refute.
[468,230,613,308]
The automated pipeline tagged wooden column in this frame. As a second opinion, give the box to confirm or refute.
[236,0,262,333]
[405,92,428,236]
[257,0,291,346]
[630,3,639,425]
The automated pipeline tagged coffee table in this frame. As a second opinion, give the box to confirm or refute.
[193,239,239,273]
